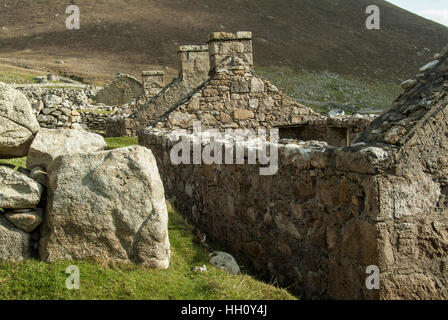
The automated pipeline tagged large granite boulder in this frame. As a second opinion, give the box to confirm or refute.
[0,215,31,262]
[0,82,40,158]
[40,145,170,269]
[0,166,43,209]
[26,128,107,169]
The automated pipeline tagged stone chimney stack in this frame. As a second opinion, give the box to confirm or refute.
[142,71,164,97]
[207,31,253,72]
[178,45,210,80]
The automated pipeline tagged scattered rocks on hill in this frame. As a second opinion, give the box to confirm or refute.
[0,82,40,158]
[26,128,107,169]
[40,145,170,269]
[0,166,43,209]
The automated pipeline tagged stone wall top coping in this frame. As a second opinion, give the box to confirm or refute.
[142,71,165,76]
[208,31,253,42]
[278,115,377,128]
[140,128,390,173]
[115,74,143,85]
[178,45,209,52]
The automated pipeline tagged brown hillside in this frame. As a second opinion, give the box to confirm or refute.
[0,0,447,83]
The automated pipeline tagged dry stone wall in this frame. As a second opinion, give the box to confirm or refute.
[139,129,385,299]
[150,68,315,132]
[357,49,448,299]
[139,118,447,299]
[17,86,130,133]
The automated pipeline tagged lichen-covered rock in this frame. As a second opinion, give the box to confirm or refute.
[209,251,241,275]
[0,82,40,158]
[5,208,43,233]
[0,215,31,262]
[40,145,170,269]
[26,128,107,169]
[0,166,43,209]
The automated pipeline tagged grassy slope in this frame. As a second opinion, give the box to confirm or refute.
[0,137,296,300]
[0,203,295,300]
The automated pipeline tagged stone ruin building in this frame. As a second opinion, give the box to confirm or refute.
[105,45,211,137]
[107,33,373,146]
[95,73,145,106]
[137,32,448,299]
[1,28,447,300]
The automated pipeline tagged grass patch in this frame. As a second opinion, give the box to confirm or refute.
[0,203,296,300]
[104,136,138,150]
[0,72,39,84]
[0,157,27,169]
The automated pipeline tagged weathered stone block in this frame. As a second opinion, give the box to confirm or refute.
[40,145,170,269]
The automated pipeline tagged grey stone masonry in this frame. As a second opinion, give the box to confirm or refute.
[208,31,254,71]
[178,45,210,80]
[142,71,164,98]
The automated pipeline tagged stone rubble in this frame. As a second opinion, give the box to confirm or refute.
[0,215,31,262]
[5,208,43,233]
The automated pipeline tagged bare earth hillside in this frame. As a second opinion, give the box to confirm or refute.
[0,0,447,83]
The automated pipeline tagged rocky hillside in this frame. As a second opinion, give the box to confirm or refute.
[0,0,447,83]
